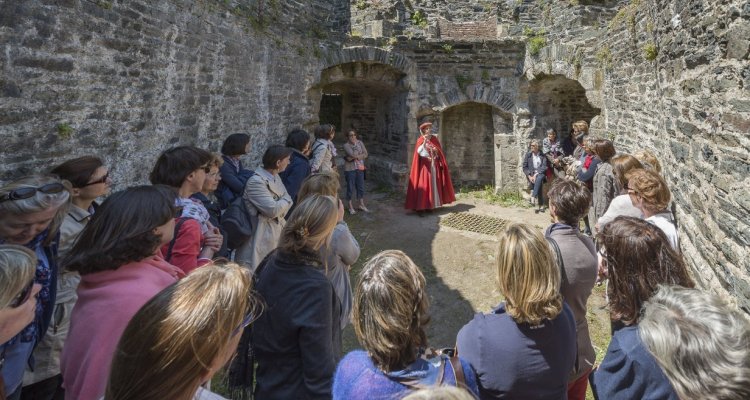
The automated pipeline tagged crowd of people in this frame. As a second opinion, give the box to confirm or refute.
[0,120,748,400]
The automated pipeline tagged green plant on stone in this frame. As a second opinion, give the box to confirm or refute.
[455,74,473,90]
[441,43,454,54]
[643,42,658,61]
[457,185,531,208]
[595,45,613,69]
[355,0,368,10]
[96,0,112,9]
[411,10,428,30]
[481,69,491,81]
[57,123,74,139]
[523,27,547,57]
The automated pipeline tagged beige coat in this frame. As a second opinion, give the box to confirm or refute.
[342,140,368,172]
[236,168,292,271]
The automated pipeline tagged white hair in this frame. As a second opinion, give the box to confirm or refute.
[639,285,750,400]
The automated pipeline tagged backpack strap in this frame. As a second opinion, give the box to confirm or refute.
[165,218,188,262]
[545,236,567,289]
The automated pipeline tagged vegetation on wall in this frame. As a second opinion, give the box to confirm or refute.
[523,27,547,56]
[643,42,658,61]
[410,10,428,30]
[595,45,613,69]
[57,123,74,139]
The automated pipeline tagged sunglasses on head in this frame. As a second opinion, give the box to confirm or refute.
[11,279,35,308]
[82,172,109,187]
[0,183,66,204]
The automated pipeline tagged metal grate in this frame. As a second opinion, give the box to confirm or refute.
[440,212,509,236]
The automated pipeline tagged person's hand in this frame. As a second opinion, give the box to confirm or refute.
[337,199,345,222]
[203,227,223,252]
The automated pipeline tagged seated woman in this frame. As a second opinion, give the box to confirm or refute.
[456,223,576,399]
[60,185,185,400]
[0,175,70,398]
[150,146,223,274]
[542,128,565,179]
[626,169,679,250]
[521,139,548,213]
[216,133,254,208]
[250,195,340,399]
[236,145,293,271]
[590,216,694,400]
[105,261,262,400]
[0,245,41,345]
[639,285,750,400]
[22,156,112,398]
[334,250,479,399]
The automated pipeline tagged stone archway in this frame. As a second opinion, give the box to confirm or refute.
[438,102,514,190]
[526,74,601,138]
[317,61,410,186]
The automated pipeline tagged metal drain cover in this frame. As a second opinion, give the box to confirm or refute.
[440,212,509,236]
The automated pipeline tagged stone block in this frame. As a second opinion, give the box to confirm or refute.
[14,57,74,72]
[726,21,750,59]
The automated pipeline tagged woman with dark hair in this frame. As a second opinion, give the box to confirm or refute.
[590,216,694,400]
[190,153,229,257]
[251,195,341,399]
[586,139,617,235]
[333,250,479,399]
[236,145,293,270]
[0,175,70,399]
[310,124,337,174]
[342,129,369,214]
[543,129,565,179]
[21,157,111,399]
[280,128,312,208]
[595,154,643,231]
[457,223,576,399]
[522,139,548,213]
[105,261,263,400]
[217,133,254,208]
[59,185,185,400]
[150,146,223,274]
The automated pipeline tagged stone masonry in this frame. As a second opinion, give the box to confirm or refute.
[1,0,748,309]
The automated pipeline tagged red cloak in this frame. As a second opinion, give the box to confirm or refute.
[405,135,456,210]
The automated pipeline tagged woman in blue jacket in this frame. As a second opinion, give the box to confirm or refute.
[216,133,254,209]
[280,128,312,215]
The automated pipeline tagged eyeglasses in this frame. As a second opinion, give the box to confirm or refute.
[0,183,66,204]
[11,279,35,308]
[232,312,255,336]
[82,172,109,187]
[199,165,211,173]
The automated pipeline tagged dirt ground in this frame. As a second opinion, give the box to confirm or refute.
[341,183,612,399]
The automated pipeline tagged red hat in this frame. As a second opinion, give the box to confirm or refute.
[419,122,433,131]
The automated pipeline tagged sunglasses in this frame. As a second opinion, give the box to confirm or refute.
[232,311,255,336]
[82,172,109,187]
[0,183,66,204]
[11,279,35,308]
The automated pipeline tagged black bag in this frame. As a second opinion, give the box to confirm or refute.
[221,197,253,249]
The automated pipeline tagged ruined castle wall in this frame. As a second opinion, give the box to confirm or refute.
[0,0,339,184]
[523,0,750,310]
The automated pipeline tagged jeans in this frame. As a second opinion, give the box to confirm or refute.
[345,170,365,201]
[527,174,545,205]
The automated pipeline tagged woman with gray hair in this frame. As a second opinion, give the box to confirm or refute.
[639,285,750,400]
[0,175,70,399]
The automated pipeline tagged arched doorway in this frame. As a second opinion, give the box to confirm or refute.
[439,102,513,189]
[526,74,601,138]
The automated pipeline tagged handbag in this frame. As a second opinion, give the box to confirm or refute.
[221,197,254,249]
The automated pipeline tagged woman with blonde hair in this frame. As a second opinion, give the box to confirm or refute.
[333,250,479,399]
[521,139,548,212]
[457,222,576,399]
[105,261,261,400]
[250,194,342,399]
[0,245,41,345]
[0,175,70,398]
[297,173,360,332]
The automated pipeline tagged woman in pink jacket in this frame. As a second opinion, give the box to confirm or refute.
[60,185,185,400]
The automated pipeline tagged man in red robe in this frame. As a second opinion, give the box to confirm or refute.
[405,121,456,211]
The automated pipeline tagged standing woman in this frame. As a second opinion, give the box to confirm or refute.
[60,186,185,400]
[251,195,342,399]
[105,262,262,400]
[405,121,455,212]
[456,223,576,399]
[0,175,70,400]
[626,169,679,250]
[588,139,617,235]
[596,155,643,231]
[591,217,694,399]
[522,139,548,213]
[280,128,312,212]
[342,129,369,214]
[21,157,112,399]
[236,145,294,271]
[310,124,337,174]
[216,133,254,209]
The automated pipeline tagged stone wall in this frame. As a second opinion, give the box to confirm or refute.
[0,0,335,184]
[441,102,496,186]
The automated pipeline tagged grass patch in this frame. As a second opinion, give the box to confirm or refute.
[457,185,531,208]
